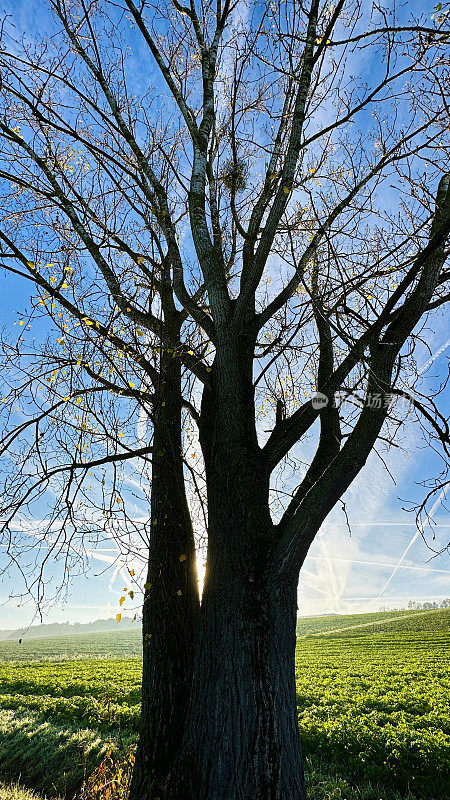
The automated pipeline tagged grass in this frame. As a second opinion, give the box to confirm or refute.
[0,629,142,663]
[0,608,448,799]
[0,709,117,798]
[0,784,58,800]
[304,757,424,800]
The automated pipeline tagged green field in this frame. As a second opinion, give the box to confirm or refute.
[0,607,445,662]
[0,608,448,799]
[0,628,142,663]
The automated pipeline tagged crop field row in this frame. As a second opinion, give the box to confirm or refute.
[0,609,448,799]
[296,631,449,796]
[0,659,142,730]
[297,607,450,637]
[0,608,447,663]
[0,629,142,663]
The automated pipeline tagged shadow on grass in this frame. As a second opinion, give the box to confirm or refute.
[1,702,448,800]
[0,710,133,798]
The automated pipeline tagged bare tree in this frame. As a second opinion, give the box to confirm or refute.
[0,0,202,790]
[0,1,449,798]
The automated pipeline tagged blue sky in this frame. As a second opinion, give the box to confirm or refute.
[0,0,449,629]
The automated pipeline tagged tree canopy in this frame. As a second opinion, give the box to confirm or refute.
[0,2,449,797]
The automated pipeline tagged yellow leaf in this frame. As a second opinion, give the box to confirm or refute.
[177,590,182,596]
[179,554,187,562]
[61,282,69,289]
[19,320,25,325]
[119,596,125,606]
[129,569,135,576]
[144,582,152,591]
[116,613,122,623]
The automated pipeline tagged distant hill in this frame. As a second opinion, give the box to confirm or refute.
[0,617,138,641]
[1,608,448,665]
[296,607,450,637]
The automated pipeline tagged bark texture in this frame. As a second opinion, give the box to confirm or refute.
[166,332,306,800]
[170,575,304,800]
[129,341,199,800]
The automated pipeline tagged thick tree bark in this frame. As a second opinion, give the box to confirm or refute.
[167,341,307,799]
[130,342,199,800]
[172,586,305,799]
[167,467,305,800]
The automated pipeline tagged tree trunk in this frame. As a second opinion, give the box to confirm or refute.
[129,345,199,800]
[167,449,306,800]
[171,578,304,800]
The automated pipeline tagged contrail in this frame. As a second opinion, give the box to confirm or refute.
[322,521,450,527]
[375,483,449,599]
[417,337,450,377]
[374,337,450,599]
[309,556,449,574]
